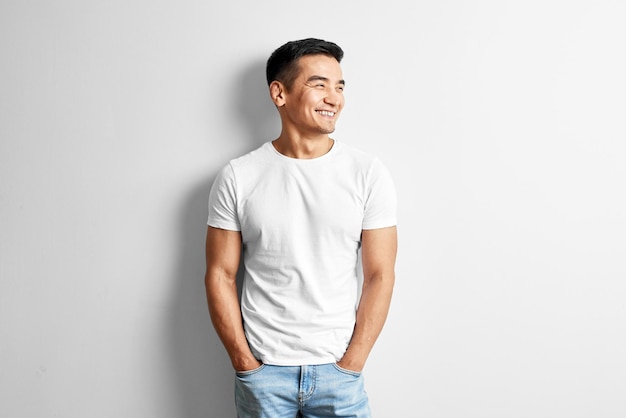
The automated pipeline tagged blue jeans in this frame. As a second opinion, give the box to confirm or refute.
[234,363,372,418]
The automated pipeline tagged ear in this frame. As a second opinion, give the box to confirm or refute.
[269,81,286,107]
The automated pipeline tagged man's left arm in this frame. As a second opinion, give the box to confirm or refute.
[337,225,398,372]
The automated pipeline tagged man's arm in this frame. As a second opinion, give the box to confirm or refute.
[204,226,261,372]
[337,226,398,372]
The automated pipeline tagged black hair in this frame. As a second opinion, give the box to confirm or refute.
[265,38,344,90]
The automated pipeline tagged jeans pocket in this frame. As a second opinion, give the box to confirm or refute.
[235,364,266,378]
[332,363,362,377]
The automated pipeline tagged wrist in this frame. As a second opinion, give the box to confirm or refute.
[337,355,365,373]
[232,355,261,372]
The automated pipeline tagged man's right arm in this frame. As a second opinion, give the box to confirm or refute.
[204,226,261,372]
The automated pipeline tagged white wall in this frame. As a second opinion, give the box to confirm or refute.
[1,1,625,417]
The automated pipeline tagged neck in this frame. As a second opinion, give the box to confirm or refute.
[272,134,334,159]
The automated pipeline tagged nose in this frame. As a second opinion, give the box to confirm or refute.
[324,88,342,107]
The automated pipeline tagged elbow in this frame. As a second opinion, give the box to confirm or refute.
[363,270,395,292]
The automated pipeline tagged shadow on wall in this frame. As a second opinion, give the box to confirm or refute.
[166,58,278,417]
[235,58,281,144]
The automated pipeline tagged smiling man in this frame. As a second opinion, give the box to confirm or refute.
[205,38,397,418]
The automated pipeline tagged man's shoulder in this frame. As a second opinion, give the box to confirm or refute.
[335,140,382,168]
[228,142,272,167]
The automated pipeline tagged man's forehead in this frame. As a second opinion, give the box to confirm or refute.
[296,55,343,79]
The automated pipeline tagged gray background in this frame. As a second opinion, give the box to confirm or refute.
[1,1,625,417]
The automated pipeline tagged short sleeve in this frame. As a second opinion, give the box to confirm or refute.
[207,164,241,231]
[362,158,397,230]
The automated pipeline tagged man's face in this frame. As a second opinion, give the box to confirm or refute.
[280,54,345,137]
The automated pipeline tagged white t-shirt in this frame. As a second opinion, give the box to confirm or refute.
[207,140,396,365]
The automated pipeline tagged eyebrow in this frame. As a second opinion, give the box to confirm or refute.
[307,75,346,86]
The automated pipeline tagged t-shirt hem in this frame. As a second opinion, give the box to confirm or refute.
[207,220,241,231]
[258,355,339,367]
[362,219,397,230]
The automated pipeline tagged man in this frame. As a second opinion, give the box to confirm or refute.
[205,38,397,417]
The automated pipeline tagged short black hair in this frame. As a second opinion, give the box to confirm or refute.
[266,38,344,90]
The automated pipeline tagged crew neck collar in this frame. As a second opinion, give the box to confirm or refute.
[268,140,338,162]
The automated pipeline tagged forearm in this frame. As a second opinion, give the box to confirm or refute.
[338,273,394,371]
[339,226,397,372]
[205,270,259,371]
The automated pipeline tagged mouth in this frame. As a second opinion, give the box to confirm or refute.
[316,110,336,118]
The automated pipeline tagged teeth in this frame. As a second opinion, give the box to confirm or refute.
[317,110,335,117]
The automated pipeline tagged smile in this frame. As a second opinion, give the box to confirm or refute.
[316,110,335,117]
